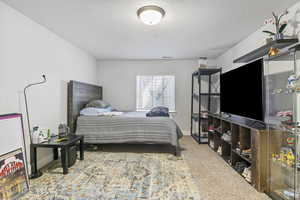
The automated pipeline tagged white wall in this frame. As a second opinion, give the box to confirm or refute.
[98,60,217,134]
[215,1,300,72]
[0,2,98,170]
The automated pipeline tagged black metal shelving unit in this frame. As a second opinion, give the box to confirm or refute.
[191,68,222,144]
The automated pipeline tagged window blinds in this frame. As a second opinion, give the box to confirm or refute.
[136,76,175,111]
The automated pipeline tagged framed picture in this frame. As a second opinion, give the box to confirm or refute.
[0,148,29,200]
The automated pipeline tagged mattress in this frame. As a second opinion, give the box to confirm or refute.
[75,112,183,147]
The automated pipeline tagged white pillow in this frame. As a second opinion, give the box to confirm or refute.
[80,107,113,116]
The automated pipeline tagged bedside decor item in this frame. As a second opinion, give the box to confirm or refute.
[23,75,47,179]
[58,123,70,139]
[31,126,50,143]
[263,10,289,40]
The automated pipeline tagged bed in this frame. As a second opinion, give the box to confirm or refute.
[67,80,182,155]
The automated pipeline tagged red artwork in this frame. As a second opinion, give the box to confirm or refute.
[0,148,29,200]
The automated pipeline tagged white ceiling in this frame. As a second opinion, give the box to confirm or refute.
[2,0,299,60]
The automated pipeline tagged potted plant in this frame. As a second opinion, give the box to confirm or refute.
[263,10,289,40]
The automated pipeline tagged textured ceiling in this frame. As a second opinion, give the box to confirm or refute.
[2,0,299,60]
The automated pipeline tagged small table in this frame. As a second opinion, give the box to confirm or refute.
[31,135,84,175]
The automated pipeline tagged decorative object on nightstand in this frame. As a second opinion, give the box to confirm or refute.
[31,126,50,143]
[58,123,70,139]
[23,75,47,179]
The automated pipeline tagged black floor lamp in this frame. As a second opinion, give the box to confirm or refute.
[23,75,47,179]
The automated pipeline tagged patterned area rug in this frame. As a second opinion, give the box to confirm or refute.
[21,151,201,200]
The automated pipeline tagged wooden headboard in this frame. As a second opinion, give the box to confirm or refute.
[67,80,102,133]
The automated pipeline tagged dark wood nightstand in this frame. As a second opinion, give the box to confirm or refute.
[30,135,84,175]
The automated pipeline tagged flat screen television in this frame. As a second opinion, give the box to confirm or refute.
[220,59,264,121]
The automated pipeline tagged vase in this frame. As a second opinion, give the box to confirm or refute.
[275,33,284,40]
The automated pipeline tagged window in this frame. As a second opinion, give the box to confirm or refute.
[136,75,175,112]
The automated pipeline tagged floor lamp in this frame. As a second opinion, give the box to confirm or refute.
[23,75,47,179]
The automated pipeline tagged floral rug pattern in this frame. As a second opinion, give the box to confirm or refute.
[21,151,200,200]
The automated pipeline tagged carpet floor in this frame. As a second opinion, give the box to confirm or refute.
[21,136,271,200]
[180,136,270,200]
[21,150,200,200]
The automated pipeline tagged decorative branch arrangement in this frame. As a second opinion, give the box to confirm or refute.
[263,10,289,40]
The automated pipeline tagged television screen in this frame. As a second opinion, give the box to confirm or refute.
[220,59,264,121]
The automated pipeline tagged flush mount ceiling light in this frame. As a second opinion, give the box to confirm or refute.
[137,5,165,25]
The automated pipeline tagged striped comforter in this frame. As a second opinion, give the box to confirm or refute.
[75,112,182,147]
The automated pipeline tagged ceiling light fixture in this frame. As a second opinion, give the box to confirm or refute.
[137,5,165,25]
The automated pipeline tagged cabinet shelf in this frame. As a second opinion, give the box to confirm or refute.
[268,123,300,135]
[207,113,267,192]
[271,160,295,173]
[270,189,296,200]
[199,93,220,96]
[193,68,221,76]
[232,149,252,164]
[192,113,208,121]
[191,133,208,144]
[193,93,220,99]
[233,39,299,63]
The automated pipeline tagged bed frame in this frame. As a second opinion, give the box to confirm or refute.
[67,80,180,156]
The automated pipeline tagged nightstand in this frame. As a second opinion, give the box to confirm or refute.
[30,135,84,175]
